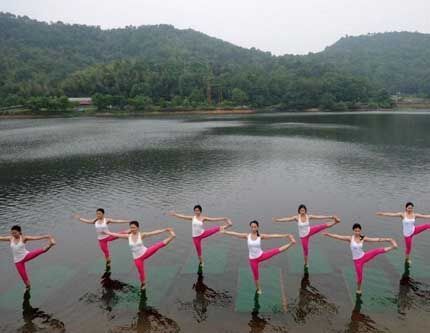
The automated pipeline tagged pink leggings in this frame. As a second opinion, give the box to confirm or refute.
[353,248,386,284]
[300,223,329,257]
[134,241,166,283]
[249,248,281,281]
[404,224,430,255]
[15,248,47,285]
[192,226,221,257]
[98,230,128,259]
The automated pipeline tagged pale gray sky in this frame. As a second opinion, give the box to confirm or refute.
[1,0,429,55]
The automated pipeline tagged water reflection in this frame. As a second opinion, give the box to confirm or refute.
[248,293,267,333]
[192,272,232,322]
[79,270,134,312]
[346,295,384,333]
[292,273,338,324]
[177,271,232,323]
[248,293,288,333]
[109,290,180,333]
[397,262,430,315]
[19,290,65,333]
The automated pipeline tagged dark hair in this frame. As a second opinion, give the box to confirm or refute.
[405,202,414,209]
[249,220,260,237]
[352,223,364,240]
[11,225,22,233]
[298,204,307,213]
[93,208,106,223]
[129,221,140,228]
[193,205,202,212]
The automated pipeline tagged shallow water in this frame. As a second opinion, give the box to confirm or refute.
[1,111,430,332]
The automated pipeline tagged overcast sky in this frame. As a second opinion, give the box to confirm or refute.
[2,0,429,55]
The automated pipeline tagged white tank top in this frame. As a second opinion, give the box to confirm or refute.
[192,216,204,237]
[298,215,310,238]
[402,214,415,237]
[129,233,147,259]
[350,236,365,260]
[10,236,29,263]
[247,234,263,259]
[95,218,110,240]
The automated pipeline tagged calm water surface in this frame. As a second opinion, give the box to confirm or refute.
[1,111,430,333]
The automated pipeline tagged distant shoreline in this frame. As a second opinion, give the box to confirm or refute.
[2,107,430,119]
[0,108,256,119]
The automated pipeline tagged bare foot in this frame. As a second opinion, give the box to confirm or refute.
[224,219,233,229]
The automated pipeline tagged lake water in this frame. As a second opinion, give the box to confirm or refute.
[1,111,430,333]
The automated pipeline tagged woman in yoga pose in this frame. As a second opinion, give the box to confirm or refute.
[168,205,232,267]
[103,221,175,290]
[323,223,397,294]
[74,208,131,268]
[273,204,340,271]
[220,220,296,294]
[377,202,430,263]
[0,225,55,289]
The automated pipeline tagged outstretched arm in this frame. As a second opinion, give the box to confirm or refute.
[261,233,292,239]
[0,236,11,241]
[103,230,129,239]
[220,229,247,239]
[23,235,52,241]
[415,213,430,219]
[142,228,170,239]
[322,232,351,242]
[308,214,334,220]
[167,211,193,221]
[273,216,297,223]
[364,236,392,243]
[73,214,95,224]
[107,218,131,224]
[203,216,228,222]
[376,212,403,218]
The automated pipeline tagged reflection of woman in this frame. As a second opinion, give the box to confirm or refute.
[168,205,232,268]
[248,293,267,333]
[274,204,340,271]
[347,294,379,333]
[377,202,430,263]
[99,270,134,312]
[323,223,397,294]
[21,290,65,332]
[293,273,337,324]
[112,291,180,333]
[192,272,231,323]
[397,262,428,316]
[221,220,295,294]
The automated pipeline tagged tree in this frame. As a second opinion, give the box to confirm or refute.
[231,88,248,105]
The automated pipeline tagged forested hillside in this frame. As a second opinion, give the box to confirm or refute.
[3,12,427,111]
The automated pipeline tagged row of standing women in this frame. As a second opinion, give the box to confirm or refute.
[1,202,430,296]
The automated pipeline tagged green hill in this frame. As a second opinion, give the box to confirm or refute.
[4,12,427,111]
[316,32,430,95]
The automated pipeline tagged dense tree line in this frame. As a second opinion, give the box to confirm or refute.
[1,12,420,111]
[315,32,430,95]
